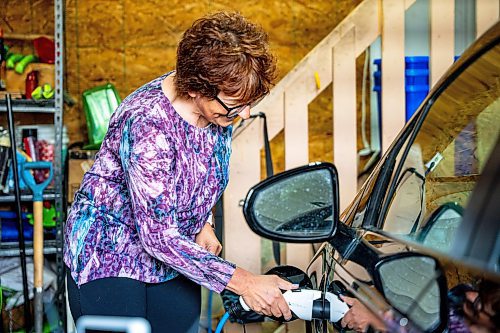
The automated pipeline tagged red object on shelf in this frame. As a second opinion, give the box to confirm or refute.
[23,136,37,160]
[37,140,54,181]
[33,37,55,64]
[25,71,38,99]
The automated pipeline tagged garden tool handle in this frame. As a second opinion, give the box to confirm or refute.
[21,161,53,333]
[21,161,53,287]
[33,199,44,333]
[22,161,54,201]
[33,200,44,286]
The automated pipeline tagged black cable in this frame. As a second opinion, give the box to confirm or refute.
[259,112,274,178]
[232,117,258,140]
[249,113,280,266]
[6,94,32,331]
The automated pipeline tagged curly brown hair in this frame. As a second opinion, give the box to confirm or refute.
[174,11,277,104]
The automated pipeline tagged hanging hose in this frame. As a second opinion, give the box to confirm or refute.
[215,312,230,333]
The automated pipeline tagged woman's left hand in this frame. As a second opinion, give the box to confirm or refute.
[195,223,222,255]
[340,296,386,332]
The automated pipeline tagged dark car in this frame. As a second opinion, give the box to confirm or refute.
[241,21,500,333]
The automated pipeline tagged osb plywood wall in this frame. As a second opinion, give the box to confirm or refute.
[64,0,364,147]
[2,0,365,165]
[1,0,56,126]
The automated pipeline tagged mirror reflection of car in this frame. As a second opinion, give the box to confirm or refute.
[416,202,463,251]
[240,21,500,333]
[372,253,448,332]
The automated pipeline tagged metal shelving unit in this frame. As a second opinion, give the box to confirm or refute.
[0,240,59,257]
[0,189,60,202]
[0,100,57,113]
[0,0,66,329]
[53,0,66,326]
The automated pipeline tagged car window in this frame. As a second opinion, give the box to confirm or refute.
[345,121,417,229]
[343,162,383,228]
[376,44,500,255]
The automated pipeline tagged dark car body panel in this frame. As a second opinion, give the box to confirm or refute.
[304,21,500,332]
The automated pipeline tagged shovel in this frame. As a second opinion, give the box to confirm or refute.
[22,161,53,333]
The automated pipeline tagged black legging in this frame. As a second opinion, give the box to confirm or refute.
[66,270,201,333]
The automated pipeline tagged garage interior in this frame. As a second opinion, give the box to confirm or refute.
[0,0,498,332]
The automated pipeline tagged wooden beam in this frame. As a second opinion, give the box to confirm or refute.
[255,92,285,143]
[430,0,455,87]
[283,80,313,270]
[476,0,500,38]
[224,120,262,274]
[381,0,406,152]
[4,33,54,41]
[253,0,384,142]
[350,0,382,56]
[284,84,309,170]
[223,117,263,332]
[333,28,358,211]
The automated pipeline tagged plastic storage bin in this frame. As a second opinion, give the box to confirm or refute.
[0,210,56,242]
[374,56,460,122]
[0,211,33,242]
[373,57,430,122]
[83,83,121,149]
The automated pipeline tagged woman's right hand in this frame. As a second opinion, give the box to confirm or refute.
[226,267,298,321]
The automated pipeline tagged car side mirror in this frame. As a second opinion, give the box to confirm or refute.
[243,162,339,243]
[373,252,448,333]
[417,202,463,251]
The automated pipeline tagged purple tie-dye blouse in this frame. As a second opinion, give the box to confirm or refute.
[64,73,236,293]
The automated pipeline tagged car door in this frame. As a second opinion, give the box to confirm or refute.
[365,30,500,271]
[317,23,500,333]
[450,135,500,273]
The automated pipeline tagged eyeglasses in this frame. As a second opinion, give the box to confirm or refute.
[214,94,265,119]
[465,295,500,327]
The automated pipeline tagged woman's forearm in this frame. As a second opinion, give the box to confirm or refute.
[225,267,254,295]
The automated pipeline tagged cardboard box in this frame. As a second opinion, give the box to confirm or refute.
[68,149,97,203]
[1,300,33,332]
[5,63,55,95]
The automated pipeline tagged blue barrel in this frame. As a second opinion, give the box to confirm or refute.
[373,56,460,122]
[373,57,429,122]
[405,85,428,120]
[405,56,429,69]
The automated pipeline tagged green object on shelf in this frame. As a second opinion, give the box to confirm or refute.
[6,53,24,69]
[14,54,38,74]
[42,83,54,99]
[82,83,121,148]
[32,86,43,100]
[27,202,57,228]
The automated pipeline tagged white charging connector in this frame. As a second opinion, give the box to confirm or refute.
[239,289,349,323]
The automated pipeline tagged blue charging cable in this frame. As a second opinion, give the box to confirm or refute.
[215,312,231,333]
[207,290,213,333]
[208,290,231,333]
